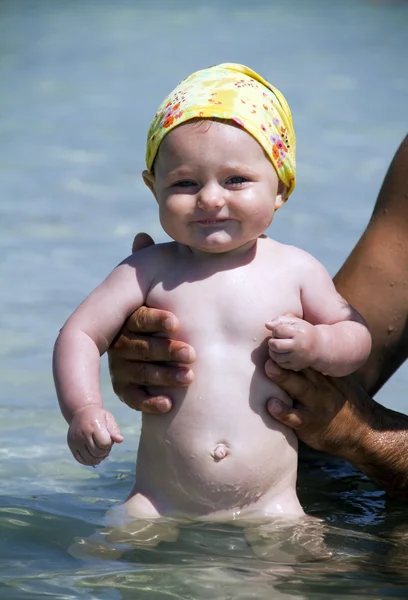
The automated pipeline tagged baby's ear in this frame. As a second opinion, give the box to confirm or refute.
[275,181,288,210]
[142,170,157,201]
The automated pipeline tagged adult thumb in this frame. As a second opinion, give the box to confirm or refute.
[267,398,304,430]
[132,232,155,254]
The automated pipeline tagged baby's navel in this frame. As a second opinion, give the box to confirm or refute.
[211,442,230,462]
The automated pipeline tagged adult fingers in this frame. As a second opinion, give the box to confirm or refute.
[120,385,173,413]
[111,334,195,363]
[126,306,179,334]
[265,360,317,405]
[113,361,194,388]
[272,359,301,371]
[132,232,155,254]
[266,398,310,430]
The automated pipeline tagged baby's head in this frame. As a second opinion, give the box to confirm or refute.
[143,63,296,254]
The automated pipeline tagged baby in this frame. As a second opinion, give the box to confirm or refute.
[53,64,371,526]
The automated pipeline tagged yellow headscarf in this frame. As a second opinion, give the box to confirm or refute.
[146,63,296,198]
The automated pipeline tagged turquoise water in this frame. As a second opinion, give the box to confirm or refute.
[1,0,408,597]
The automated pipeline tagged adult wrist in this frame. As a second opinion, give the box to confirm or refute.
[316,385,374,461]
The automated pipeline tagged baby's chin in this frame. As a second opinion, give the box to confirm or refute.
[184,236,259,257]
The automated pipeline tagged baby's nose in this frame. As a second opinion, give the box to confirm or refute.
[197,184,225,210]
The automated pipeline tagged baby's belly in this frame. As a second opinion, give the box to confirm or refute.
[134,364,297,517]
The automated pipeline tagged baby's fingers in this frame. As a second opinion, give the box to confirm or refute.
[89,433,113,458]
[266,315,300,331]
[71,442,103,466]
[71,427,111,460]
[268,324,297,341]
[89,425,115,459]
[105,413,124,444]
[268,338,294,354]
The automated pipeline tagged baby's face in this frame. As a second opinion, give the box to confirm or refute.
[144,120,284,255]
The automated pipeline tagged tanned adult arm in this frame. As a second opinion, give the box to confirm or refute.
[335,134,408,396]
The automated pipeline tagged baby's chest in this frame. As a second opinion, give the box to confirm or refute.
[147,270,302,343]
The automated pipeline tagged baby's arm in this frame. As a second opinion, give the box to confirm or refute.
[267,252,372,377]
[53,254,151,465]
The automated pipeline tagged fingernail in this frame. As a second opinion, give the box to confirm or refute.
[268,398,283,414]
[176,369,193,383]
[178,348,192,362]
[164,317,175,331]
[155,397,171,412]
[266,361,282,377]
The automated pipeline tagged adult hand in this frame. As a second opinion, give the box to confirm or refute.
[264,360,369,457]
[107,233,195,414]
[265,359,408,499]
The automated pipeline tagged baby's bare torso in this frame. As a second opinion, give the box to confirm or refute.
[127,238,305,520]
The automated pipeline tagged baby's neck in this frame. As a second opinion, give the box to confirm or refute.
[184,238,260,263]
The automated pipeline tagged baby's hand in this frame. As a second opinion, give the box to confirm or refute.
[67,406,124,466]
[266,314,318,371]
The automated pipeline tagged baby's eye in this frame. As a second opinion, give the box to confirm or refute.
[173,180,196,188]
[227,176,248,185]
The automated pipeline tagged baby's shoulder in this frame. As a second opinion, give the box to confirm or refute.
[261,237,326,271]
[114,242,179,285]
[126,241,178,265]
[260,236,313,261]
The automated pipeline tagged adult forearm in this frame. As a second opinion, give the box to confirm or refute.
[334,135,408,395]
[265,365,408,499]
[335,397,408,500]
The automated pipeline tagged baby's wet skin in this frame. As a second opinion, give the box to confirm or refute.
[124,237,309,521]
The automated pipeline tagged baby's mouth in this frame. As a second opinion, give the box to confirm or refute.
[195,219,230,225]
